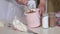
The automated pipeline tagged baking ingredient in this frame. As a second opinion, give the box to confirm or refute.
[42,13,49,28]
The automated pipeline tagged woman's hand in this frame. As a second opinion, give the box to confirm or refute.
[16,0,27,5]
[38,0,46,15]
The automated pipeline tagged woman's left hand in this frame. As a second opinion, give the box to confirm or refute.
[16,0,28,5]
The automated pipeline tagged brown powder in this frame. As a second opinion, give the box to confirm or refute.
[26,10,36,14]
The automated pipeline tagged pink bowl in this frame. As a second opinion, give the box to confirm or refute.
[24,9,40,28]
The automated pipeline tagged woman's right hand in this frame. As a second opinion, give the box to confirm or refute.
[38,0,46,15]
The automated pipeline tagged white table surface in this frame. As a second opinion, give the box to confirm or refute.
[0,26,60,34]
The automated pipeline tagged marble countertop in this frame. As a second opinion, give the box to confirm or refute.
[0,26,60,34]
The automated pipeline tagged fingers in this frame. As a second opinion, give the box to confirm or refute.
[23,0,28,5]
[38,0,46,15]
[16,0,27,5]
